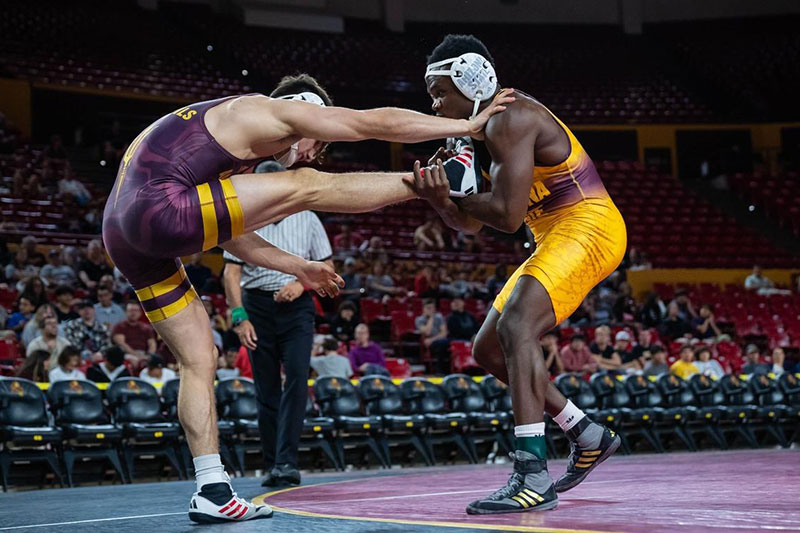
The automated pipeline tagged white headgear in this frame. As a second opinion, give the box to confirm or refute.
[274,92,326,167]
[277,91,326,107]
[425,52,497,118]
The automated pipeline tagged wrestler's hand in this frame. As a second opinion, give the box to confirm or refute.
[412,159,453,210]
[467,88,515,140]
[235,320,258,350]
[428,140,457,167]
[296,260,344,298]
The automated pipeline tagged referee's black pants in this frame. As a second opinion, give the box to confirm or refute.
[243,289,314,470]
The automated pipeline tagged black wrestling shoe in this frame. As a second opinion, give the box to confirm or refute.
[466,451,558,514]
[275,464,301,485]
[261,467,279,487]
[554,419,621,493]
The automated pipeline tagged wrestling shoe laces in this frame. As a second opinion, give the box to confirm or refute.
[466,451,558,514]
[555,423,621,493]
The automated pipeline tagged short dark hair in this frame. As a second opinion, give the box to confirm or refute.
[338,300,357,313]
[54,285,74,297]
[125,300,141,309]
[148,354,165,369]
[570,334,586,343]
[270,73,333,107]
[57,345,81,367]
[103,346,125,367]
[322,337,339,352]
[428,34,495,67]
[423,299,436,307]
[695,347,712,358]
[652,345,666,354]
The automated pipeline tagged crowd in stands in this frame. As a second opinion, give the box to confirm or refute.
[3,190,800,390]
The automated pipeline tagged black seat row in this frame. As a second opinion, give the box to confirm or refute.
[555,372,800,454]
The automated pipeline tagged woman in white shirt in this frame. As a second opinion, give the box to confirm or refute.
[49,345,86,383]
[693,347,725,379]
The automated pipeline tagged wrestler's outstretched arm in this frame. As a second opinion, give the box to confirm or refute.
[239,89,514,145]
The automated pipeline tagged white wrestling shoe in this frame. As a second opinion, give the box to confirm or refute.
[188,480,273,523]
[442,137,481,198]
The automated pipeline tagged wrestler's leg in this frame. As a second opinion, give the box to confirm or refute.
[231,168,415,232]
[150,297,219,457]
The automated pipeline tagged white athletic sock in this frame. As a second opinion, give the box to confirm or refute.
[553,400,586,432]
[514,422,546,438]
[193,453,226,491]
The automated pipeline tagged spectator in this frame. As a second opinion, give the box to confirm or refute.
[111,301,156,365]
[338,257,364,302]
[40,249,77,287]
[310,337,353,379]
[331,301,358,342]
[49,346,85,383]
[541,331,564,377]
[16,349,50,382]
[333,221,365,252]
[560,334,597,373]
[770,347,786,375]
[20,276,49,309]
[613,330,639,370]
[348,324,387,375]
[24,172,44,200]
[216,345,241,380]
[365,261,404,300]
[612,282,638,325]
[744,265,773,292]
[692,305,722,341]
[185,253,212,292]
[21,303,55,347]
[670,346,700,380]
[447,270,473,299]
[139,354,177,386]
[659,302,691,340]
[414,265,439,298]
[62,300,111,362]
[86,346,131,383]
[669,289,697,323]
[201,296,225,350]
[94,286,125,330]
[5,249,38,287]
[590,325,622,371]
[630,329,657,366]
[693,347,725,379]
[486,264,508,299]
[53,285,79,322]
[20,236,46,268]
[568,297,594,328]
[415,299,449,374]
[78,239,112,290]
[639,293,666,328]
[446,297,479,341]
[413,216,446,251]
[6,296,34,336]
[742,344,770,375]
[643,346,669,377]
[26,316,70,363]
[359,236,387,261]
[58,169,92,206]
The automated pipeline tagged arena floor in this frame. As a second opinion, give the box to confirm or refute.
[1,449,798,533]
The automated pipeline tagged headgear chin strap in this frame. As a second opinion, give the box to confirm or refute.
[425,52,498,119]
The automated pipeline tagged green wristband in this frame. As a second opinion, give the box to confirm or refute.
[231,306,249,325]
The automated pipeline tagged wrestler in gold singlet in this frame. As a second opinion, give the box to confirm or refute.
[482,106,627,324]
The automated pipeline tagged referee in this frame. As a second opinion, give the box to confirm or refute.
[223,160,333,487]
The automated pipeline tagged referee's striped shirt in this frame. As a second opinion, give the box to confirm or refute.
[223,211,332,291]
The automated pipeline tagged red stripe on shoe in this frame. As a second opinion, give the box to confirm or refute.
[234,505,249,519]
[226,503,242,517]
[456,156,472,168]
[218,499,236,514]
